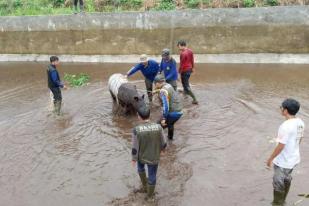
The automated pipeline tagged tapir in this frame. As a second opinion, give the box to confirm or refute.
[108,73,148,115]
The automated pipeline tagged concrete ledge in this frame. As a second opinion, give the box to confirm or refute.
[1,53,309,64]
[0,6,309,55]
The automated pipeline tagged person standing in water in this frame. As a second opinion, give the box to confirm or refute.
[177,40,198,104]
[153,74,183,140]
[131,108,167,202]
[47,56,66,116]
[266,98,305,206]
[159,48,178,91]
[126,54,160,102]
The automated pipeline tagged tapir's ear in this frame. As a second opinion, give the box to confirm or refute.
[134,96,139,101]
[142,94,145,99]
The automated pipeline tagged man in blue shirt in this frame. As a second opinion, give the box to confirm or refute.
[47,56,66,115]
[160,48,178,91]
[126,54,160,102]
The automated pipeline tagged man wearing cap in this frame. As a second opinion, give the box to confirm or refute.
[126,54,160,102]
[131,106,167,201]
[154,74,183,140]
[160,48,178,91]
[177,40,198,104]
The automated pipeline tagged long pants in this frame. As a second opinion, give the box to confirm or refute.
[145,78,153,102]
[50,87,62,114]
[138,161,158,185]
[74,0,84,7]
[166,79,177,91]
[160,112,182,139]
[181,71,197,101]
[273,164,293,193]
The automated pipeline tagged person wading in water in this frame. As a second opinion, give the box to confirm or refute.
[266,98,305,206]
[126,54,160,102]
[153,74,183,140]
[177,40,198,104]
[47,56,66,116]
[131,107,167,202]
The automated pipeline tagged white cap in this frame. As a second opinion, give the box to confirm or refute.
[139,54,148,63]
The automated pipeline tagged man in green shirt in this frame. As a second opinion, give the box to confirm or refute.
[132,109,167,201]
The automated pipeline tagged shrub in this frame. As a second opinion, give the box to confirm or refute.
[154,0,176,10]
[64,73,90,87]
[243,0,255,7]
[185,0,200,8]
[265,0,278,6]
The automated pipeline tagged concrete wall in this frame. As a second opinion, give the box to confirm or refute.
[0,6,308,55]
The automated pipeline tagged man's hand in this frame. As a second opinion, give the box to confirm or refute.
[63,85,68,90]
[266,158,273,169]
[161,119,167,127]
[124,74,128,78]
[132,160,136,167]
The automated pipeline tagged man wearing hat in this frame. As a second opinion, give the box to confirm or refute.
[154,74,183,140]
[160,48,178,91]
[126,54,160,102]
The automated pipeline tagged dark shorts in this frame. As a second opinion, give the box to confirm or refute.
[273,164,293,193]
[181,71,192,93]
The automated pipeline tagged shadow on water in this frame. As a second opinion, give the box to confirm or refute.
[0,62,308,206]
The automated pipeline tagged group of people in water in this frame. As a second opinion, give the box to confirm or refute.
[46,39,305,205]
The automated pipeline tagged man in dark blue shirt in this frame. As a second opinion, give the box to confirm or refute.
[159,48,178,91]
[47,56,66,115]
[126,54,160,102]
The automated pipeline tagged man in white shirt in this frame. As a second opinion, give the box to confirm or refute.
[267,98,305,206]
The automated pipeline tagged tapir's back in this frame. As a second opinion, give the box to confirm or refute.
[108,73,128,98]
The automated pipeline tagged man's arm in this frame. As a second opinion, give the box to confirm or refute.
[267,143,285,168]
[131,128,139,161]
[160,90,169,119]
[51,70,64,88]
[127,64,140,77]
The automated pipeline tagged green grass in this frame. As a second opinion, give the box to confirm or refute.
[64,73,90,87]
[0,0,307,16]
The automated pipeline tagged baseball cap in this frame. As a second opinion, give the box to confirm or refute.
[154,74,166,83]
[139,54,148,63]
[161,48,170,57]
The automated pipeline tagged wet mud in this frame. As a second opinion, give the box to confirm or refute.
[0,62,308,206]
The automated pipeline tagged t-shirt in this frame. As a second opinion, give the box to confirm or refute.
[179,48,194,73]
[273,118,305,169]
[127,60,160,82]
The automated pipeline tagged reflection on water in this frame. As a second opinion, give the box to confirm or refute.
[0,62,308,206]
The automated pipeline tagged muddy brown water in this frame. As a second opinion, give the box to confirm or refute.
[0,62,308,206]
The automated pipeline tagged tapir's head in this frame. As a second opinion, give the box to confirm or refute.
[132,94,149,116]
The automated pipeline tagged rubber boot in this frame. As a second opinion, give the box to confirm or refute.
[54,101,62,116]
[272,190,285,206]
[134,172,147,193]
[283,181,291,202]
[145,184,156,202]
[168,126,174,140]
[187,90,198,104]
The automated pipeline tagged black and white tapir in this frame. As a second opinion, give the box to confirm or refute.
[108,73,148,115]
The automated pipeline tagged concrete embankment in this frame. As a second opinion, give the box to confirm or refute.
[0,6,308,63]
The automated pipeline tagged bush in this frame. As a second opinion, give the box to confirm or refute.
[155,0,176,10]
[265,0,278,6]
[53,0,65,7]
[185,0,200,8]
[64,73,90,87]
[243,0,255,7]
